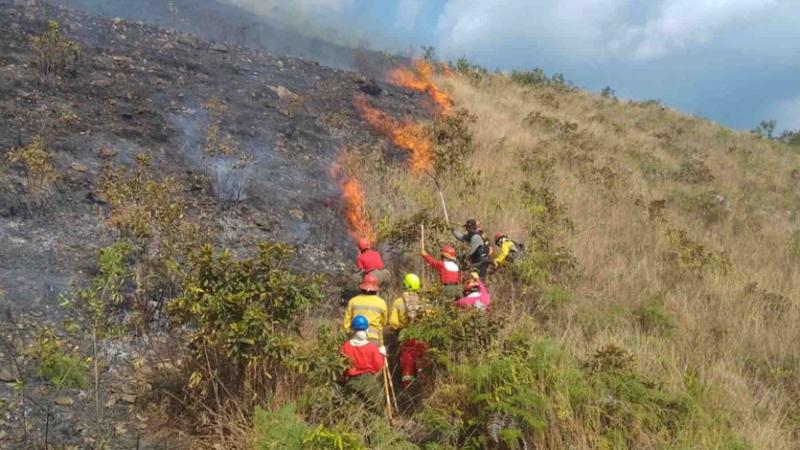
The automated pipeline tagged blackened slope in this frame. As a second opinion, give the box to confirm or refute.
[47,0,403,77]
[0,0,431,312]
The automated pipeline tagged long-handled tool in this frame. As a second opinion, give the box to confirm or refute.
[426,171,450,226]
[384,358,399,412]
[382,363,394,420]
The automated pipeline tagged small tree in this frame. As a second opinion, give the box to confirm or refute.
[29,20,81,86]
[202,97,253,207]
[6,136,58,212]
[752,119,776,140]
[168,243,324,411]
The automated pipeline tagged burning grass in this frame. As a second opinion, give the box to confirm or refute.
[354,95,433,174]
[386,59,453,114]
[330,152,376,243]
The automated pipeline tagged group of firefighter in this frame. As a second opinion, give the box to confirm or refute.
[339,218,522,416]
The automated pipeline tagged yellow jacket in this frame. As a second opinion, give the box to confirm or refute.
[389,292,430,331]
[343,294,388,342]
[493,239,515,265]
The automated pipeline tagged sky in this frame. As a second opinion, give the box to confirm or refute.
[232,0,799,131]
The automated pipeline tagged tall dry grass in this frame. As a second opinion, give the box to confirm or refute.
[353,72,800,447]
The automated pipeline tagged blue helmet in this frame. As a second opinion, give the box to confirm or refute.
[351,315,369,331]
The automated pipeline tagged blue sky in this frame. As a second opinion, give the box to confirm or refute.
[234,0,799,131]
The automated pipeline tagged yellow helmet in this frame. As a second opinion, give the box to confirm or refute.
[403,273,421,292]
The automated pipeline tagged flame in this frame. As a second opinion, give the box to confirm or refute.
[354,96,433,173]
[330,155,376,243]
[386,59,453,114]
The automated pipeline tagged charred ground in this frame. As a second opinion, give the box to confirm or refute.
[0,1,429,446]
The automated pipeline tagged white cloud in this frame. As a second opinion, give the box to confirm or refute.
[396,0,424,30]
[620,0,781,59]
[435,0,624,58]
[434,0,789,60]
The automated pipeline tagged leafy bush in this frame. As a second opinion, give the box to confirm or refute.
[430,109,478,178]
[202,97,253,206]
[29,330,89,390]
[664,228,730,275]
[29,20,82,86]
[96,153,203,325]
[511,69,575,91]
[5,136,57,210]
[252,404,310,450]
[454,57,487,82]
[167,242,324,410]
[523,111,578,136]
[634,296,674,334]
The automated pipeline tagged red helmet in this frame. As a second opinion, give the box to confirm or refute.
[440,245,457,259]
[494,232,506,245]
[356,238,371,252]
[359,273,380,292]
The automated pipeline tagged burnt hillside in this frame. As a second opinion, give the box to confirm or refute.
[0,2,428,446]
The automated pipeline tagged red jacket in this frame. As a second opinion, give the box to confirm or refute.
[357,250,385,272]
[422,254,460,285]
[340,340,384,377]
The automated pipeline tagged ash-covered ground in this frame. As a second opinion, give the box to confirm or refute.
[0,1,429,446]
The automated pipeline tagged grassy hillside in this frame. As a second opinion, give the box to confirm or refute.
[5,4,800,448]
[335,69,800,448]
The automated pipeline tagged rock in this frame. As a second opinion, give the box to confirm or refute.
[177,35,198,47]
[0,430,6,441]
[289,208,304,220]
[210,43,229,52]
[69,162,88,173]
[55,396,74,406]
[269,85,299,102]
[91,79,112,88]
[0,363,18,382]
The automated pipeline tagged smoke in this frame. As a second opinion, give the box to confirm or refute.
[47,0,394,72]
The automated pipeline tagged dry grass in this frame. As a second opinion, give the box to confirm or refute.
[352,72,800,447]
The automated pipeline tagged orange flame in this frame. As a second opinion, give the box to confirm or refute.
[330,155,376,243]
[354,96,433,173]
[387,59,453,114]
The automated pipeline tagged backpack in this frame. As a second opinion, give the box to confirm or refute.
[467,232,490,260]
[402,292,423,321]
[506,240,524,263]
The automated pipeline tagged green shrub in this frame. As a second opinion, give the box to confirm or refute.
[511,69,575,91]
[30,330,89,389]
[303,424,365,450]
[167,242,324,409]
[5,136,57,210]
[253,404,310,450]
[28,20,81,86]
[635,296,674,334]
[430,109,478,177]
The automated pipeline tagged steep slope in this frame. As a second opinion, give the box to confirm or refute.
[346,70,800,447]
[0,1,430,447]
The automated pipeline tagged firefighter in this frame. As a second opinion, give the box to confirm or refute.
[389,273,431,389]
[355,238,390,285]
[420,244,461,299]
[343,273,388,343]
[340,315,385,412]
[452,219,491,281]
[455,271,491,312]
[492,233,524,267]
